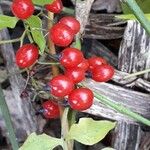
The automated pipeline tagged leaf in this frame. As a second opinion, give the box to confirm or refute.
[121,0,150,14]
[116,14,150,21]
[67,118,116,145]
[32,0,54,6]
[19,133,63,150]
[26,16,46,54]
[101,148,116,150]
[0,15,18,30]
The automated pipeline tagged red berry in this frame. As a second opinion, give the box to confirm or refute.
[49,23,74,47]
[45,0,63,14]
[92,64,115,82]
[42,100,60,119]
[88,56,107,71]
[11,0,34,19]
[77,59,89,71]
[49,75,74,97]
[59,16,80,34]
[65,68,85,84]
[16,44,39,68]
[68,88,94,111]
[60,48,84,68]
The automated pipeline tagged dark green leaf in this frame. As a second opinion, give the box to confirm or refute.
[26,16,46,54]
[67,118,116,145]
[19,133,63,150]
[0,15,18,30]
[32,0,54,6]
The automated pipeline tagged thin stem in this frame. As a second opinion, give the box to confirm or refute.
[0,38,20,45]
[94,91,150,126]
[123,68,150,79]
[0,86,19,150]
[37,61,60,65]
[124,0,150,35]
[62,7,75,15]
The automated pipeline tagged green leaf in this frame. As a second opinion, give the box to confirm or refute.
[0,15,18,30]
[19,133,63,150]
[26,16,46,54]
[116,14,150,21]
[122,0,150,14]
[101,148,116,150]
[32,0,54,6]
[67,118,116,145]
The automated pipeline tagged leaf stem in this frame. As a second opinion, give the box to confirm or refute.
[124,0,150,35]
[94,91,150,126]
[0,86,19,150]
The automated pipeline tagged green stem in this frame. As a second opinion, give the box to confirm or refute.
[124,0,150,35]
[123,68,150,79]
[37,61,60,65]
[62,7,75,15]
[94,91,150,126]
[73,38,81,50]
[0,38,20,45]
[0,86,19,150]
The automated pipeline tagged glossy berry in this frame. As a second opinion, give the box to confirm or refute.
[49,75,74,97]
[59,16,80,34]
[42,100,60,119]
[45,0,63,14]
[16,44,39,68]
[65,68,85,84]
[68,88,94,111]
[60,48,84,68]
[49,23,74,47]
[88,56,107,71]
[77,59,89,71]
[92,64,115,82]
[11,0,34,19]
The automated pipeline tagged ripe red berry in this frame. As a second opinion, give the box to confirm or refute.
[11,0,34,19]
[16,44,39,68]
[59,16,80,34]
[49,23,74,47]
[65,68,85,84]
[68,88,94,111]
[88,56,107,71]
[42,100,60,119]
[45,0,63,14]
[49,75,74,97]
[92,64,115,82]
[60,48,84,68]
[77,59,89,71]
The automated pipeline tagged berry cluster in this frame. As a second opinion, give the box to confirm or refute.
[12,0,114,119]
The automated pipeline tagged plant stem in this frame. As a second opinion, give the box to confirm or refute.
[0,38,20,45]
[0,86,19,150]
[37,61,60,65]
[123,68,150,79]
[124,0,150,35]
[94,91,150,126]
[62,7,75,15]
[61,108,72,150]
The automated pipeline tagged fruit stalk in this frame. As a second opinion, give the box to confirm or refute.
[94,91,150,126]
[0,86,19,150]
